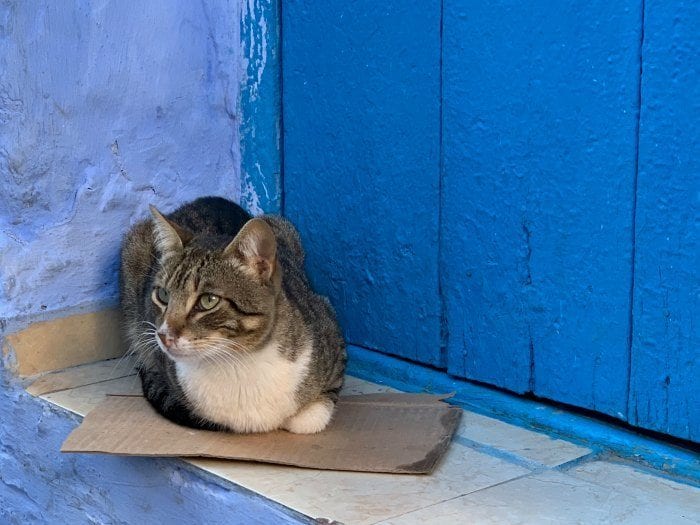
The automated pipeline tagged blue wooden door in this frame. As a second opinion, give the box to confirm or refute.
[282,0,698,441]
[282,0,444,366]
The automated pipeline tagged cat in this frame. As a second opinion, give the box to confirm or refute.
[119,196,346,434]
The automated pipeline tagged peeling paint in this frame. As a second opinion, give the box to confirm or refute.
[242,0,269,102]
[239,0,282,214]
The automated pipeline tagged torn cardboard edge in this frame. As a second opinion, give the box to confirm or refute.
[62,393,462,474]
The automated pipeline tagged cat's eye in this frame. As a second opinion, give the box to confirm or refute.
[198,293,220,311]
[154,287,169,304]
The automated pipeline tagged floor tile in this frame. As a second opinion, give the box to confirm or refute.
[41,375,142,416]
[27,356,136,396]
[457,410,591,467]
[34,364,697,525]
[380,460,700,525]
[568,460,700,508]
[190,438,529,525]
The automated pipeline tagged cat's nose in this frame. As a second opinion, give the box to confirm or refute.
[157,331,175,348]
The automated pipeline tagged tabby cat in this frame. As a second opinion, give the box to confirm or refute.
[119,197,346,433]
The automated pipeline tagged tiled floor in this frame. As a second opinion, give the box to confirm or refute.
[31,359,700,525]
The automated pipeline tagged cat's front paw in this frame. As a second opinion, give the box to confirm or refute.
[283,398,334,434]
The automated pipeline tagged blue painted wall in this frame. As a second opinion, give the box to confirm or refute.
[0,364,308,524]
[282,1,698,441]
[0,1,242,329]
[0,3,311,521]
[628,0,700,442]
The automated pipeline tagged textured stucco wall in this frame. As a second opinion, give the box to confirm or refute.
[0,1,242,326]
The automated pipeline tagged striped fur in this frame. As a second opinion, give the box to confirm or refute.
[119,197,346,433]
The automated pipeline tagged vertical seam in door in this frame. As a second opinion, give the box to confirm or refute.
[438,0,448,369]
[278,0,286,216]
[627,0,646,423]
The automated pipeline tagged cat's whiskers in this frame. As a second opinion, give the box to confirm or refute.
[117,328,159,374]
[197,348,238,371]
[199,350,225,369]
[203,336,256,354]
[196,342,253,373]
[199,337,249,354]
[204,346,250,370]
[200,340,255,368]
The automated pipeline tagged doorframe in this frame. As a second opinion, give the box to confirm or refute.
[239,0,283,215]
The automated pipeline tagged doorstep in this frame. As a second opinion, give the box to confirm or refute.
[27,357,700,525]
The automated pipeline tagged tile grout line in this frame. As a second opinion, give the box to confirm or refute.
[347,346,700,484]
[33,372,137,397]
[371,436,601,522]
[553,451,603,473]
[371,471,539,525]
[371,439,600,524]
[451,435,550,471]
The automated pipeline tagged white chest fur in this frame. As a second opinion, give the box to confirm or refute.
[176,341,311,433]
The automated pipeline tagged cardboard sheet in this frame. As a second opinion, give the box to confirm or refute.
[61,393,462,474]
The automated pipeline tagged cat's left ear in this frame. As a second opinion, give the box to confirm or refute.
[150,205,193,260]
[224,218,277,282]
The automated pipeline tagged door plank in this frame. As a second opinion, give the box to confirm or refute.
[629,0,700,442]
[443,0,641,415]
[282,1,443,364]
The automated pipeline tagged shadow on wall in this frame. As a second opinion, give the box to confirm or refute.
[0,0,243,329]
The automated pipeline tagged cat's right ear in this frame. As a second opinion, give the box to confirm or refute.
[223,218,277,282]
[150,205,192,260]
